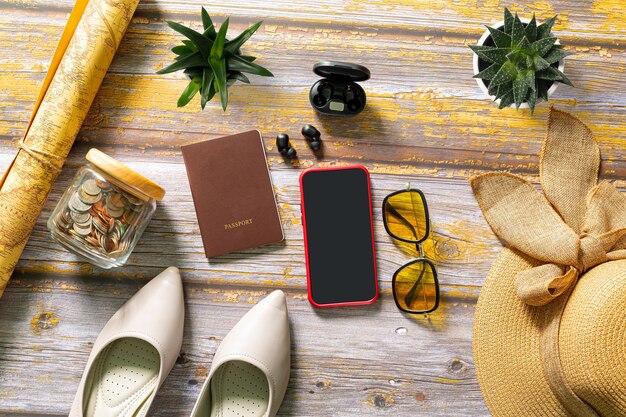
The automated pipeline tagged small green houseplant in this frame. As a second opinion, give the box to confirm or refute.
[470,9,573,113]
[158,8,273,110]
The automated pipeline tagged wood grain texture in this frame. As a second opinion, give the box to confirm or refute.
[0,0,625,415]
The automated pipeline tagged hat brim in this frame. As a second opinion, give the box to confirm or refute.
[473,247,570,416]
[475,247,626,417]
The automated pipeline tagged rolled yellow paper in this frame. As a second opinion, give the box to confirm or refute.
[0,0,140,297]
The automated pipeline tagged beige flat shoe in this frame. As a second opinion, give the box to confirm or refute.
[68,267,185,417]
[190,290,291,417]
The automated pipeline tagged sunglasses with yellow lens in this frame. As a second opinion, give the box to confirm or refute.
[382,187,439,314]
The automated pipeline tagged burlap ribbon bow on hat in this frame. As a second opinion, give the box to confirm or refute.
[471,108,626,417]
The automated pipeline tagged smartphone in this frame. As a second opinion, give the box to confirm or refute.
[299,165,378,307]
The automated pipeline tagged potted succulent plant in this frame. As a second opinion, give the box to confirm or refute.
[469,9,573,113]
[158,8,273,111]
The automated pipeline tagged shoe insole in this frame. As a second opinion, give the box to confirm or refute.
[210,361,269,417]
[84,338,160,417]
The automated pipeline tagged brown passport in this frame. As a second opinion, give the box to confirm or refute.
[181,130,284,258]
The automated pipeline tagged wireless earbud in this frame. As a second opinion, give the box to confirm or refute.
[313,82,333,107]
[302,125,322,151]
[276,133,297,159]
[345,85,362,112]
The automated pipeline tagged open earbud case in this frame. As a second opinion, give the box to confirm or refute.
[309,61,370,116]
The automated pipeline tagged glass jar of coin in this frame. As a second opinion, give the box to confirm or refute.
[47,148,165,268]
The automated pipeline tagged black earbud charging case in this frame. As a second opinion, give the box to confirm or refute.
[309,61,370,116]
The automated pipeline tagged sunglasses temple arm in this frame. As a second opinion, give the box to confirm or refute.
[386,203,418,240]
[404,256,427,308]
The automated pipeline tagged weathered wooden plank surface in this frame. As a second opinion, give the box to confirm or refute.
[1,277,482,416]
[0,0,625,415]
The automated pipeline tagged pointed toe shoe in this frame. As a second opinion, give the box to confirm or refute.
[69,266,185,417]
[190,289,291,417]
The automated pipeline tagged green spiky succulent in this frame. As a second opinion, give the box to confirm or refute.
[470,9,573,113]
[158,8,273,111]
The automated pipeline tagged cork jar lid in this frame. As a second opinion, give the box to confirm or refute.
[86,148,165,201]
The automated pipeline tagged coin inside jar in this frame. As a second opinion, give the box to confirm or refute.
[123,209,138,224]
[110,193,125,207]
[70,211,91,224]
[96,179,113,192]
[68,193,92,213]
[105,194,125,218]
[57,210,72,231]
[100,234,118,252]
[105,206,124,218]
[93,216,108,234]
[82,179,101,196]
[125,194,144,206]
[72,222,92,236]
[78,188,101,204]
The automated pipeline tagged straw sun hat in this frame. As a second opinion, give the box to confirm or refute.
[470,108,626,417]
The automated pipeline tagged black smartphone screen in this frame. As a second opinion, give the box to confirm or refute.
[300,167,378,306]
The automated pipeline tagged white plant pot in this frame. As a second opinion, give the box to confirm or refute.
[472,18,565,109]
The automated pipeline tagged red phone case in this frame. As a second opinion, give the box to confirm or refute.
[299,165,379,308]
